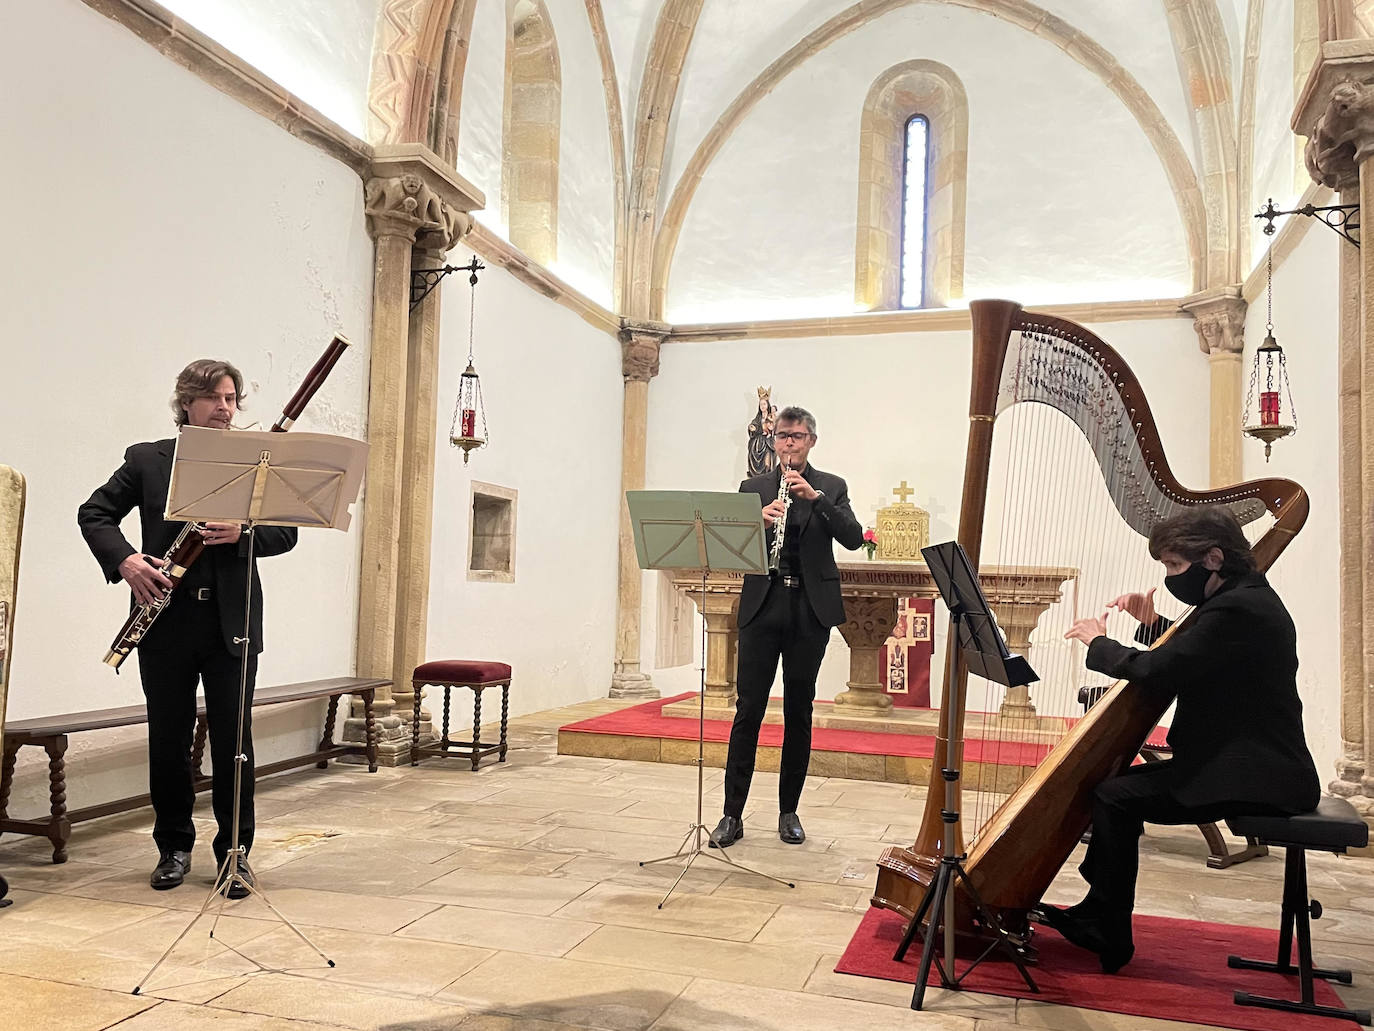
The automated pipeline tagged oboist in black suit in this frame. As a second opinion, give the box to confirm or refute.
[1046,505,1319,973]
[78,360,297,895]
[710,406,864,848]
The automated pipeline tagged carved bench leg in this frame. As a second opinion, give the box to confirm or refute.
[471,687,483,771]
[499,684,509,762]
[317,695,340,769]
[411,681,422,767]
[363,688,378,773]
[191,716,209,779]
[45,736,70,864]
[0,740,19,833]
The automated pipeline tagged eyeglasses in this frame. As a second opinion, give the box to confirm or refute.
[772,431,813,443]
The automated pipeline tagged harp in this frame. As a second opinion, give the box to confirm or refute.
[872,298,1308,940]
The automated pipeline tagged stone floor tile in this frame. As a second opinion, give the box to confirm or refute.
[553,881,779,942]
[111,999,351,1030]
[0,970,157,1030]
[568,924,823,989]
[403,869,598,914]
[397,904,600,957]
[214,886,440,935]
[802,952,1018,1021]
[243,924,491,994]
[647,977,977,1030]
[208,972,468,1029]
[437,843,575,877]
[752,903,866,951]
[1014,999,1236,1031]
[439,952,690,1031]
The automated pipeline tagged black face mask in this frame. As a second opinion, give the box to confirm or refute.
[1164,562,1213,605]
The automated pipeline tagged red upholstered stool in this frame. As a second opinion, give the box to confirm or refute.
[411,660,512,771]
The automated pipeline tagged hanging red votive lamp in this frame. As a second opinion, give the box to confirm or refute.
[1242,246,1298,461]
[448,260,488,464]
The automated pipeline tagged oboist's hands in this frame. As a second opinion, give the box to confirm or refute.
[119,554,172,605]
[762,468,821,528]
[200,522,242,547]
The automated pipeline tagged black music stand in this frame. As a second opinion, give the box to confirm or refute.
[894,540,1039,1010]
[625,490,795,908]
[133,426,366,994]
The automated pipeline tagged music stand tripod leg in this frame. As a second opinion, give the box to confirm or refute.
[134,523,335,995]
[637,562,795,909]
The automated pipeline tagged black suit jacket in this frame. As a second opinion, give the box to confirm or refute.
[78,438,297,656]
[1086,571,1320,813]
[737,464,864,629]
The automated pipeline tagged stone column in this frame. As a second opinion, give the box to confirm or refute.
[609,320,670,698]
[346,145,483,765]
[1296,47,1374,815]
[1180,287,1247,487]
[834,597,898,711]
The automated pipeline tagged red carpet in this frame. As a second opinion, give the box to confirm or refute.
[561,692,1169,765]
[836,905,1363,1030]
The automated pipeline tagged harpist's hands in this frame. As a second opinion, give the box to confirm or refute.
[1064,613,1108,645]
[119,554,173,606]
[1107,588,1157,625]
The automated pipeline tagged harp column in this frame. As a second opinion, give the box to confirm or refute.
[1296,46,1374,815]
[609,320,670,699]
[1180,287,1247,487]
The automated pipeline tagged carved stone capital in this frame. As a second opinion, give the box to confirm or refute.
[619,319,670,382]
[366,144,485,251]
[1180,287,1246,355]
[1295,42,1374,189]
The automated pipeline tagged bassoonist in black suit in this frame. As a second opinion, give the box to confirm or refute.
[78,359,297,895]
[711,406,864,848]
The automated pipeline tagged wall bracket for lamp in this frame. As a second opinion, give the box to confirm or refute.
[411,256,485,310]
[1256,197,1360,248]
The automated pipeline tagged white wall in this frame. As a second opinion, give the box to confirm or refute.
[1250,0,1301,273]
[457,0,618,305]
[425,245,624,724]
[665,4,1192,323]
[159,0,379,138]
[1,0,373,814]
[641,313,1212,709]
[1243,226,1342,785]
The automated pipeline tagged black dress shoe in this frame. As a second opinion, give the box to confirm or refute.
[778,812,805,845]
[150,850,191,890]
[1037,904,1134,974]
[221,866,255,901]
[708,815,743,848]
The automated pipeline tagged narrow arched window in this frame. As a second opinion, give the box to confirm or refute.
[900,115,930,309]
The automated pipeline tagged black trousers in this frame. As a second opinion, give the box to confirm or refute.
[724,581,831,818]
[1079,761,1283,943]
[137,593,257,864]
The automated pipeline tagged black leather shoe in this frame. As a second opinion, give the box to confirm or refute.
[221,866,254,901]
[708,816,743,848]
[1036,904,1134,974]
[150,850,191,890]
[778,812,805,845]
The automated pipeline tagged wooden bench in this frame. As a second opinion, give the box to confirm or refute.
[0,676,388,863]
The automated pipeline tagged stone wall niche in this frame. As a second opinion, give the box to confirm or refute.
[468,482,517,583]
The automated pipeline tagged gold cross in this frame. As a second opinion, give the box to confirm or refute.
[892,481,915,503]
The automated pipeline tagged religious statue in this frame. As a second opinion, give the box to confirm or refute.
[746,386,778,477]
[875,481,931,561]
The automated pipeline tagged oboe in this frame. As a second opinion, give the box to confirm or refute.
[767,458,793,573]
[103,335,352,670]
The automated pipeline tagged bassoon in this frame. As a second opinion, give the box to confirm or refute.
[103,335,351,669]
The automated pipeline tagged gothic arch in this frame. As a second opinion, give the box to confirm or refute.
[503,0,561,263]
[855,60,968,309]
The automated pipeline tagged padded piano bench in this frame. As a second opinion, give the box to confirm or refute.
[1226,795,1371,1025]
[410,660,511,771]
